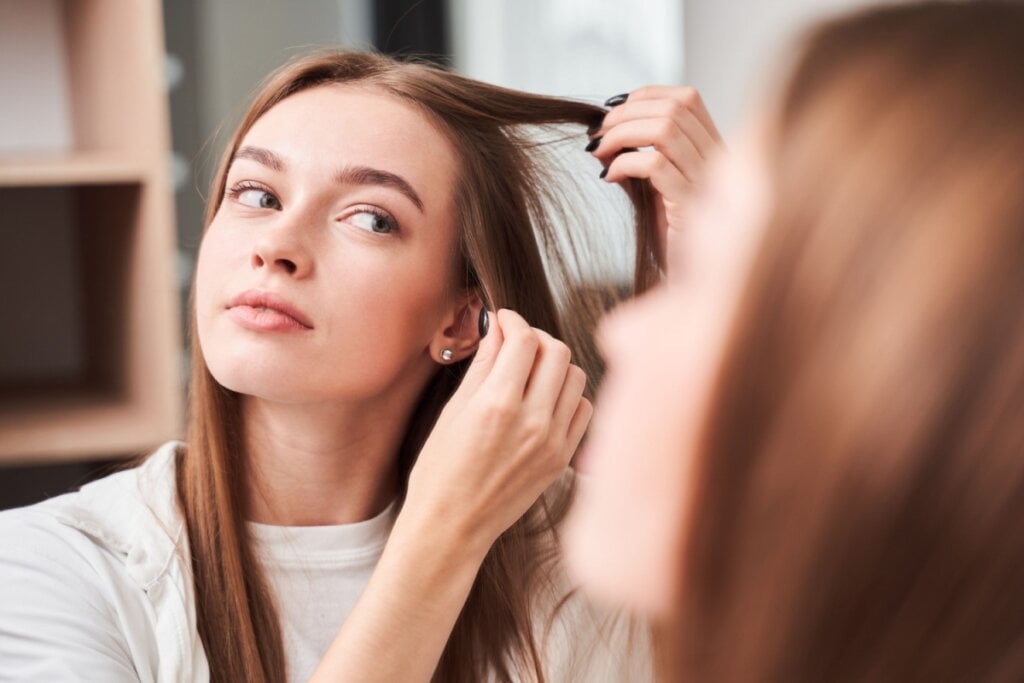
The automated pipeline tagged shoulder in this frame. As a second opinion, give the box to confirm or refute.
[529,522,653,683]
[536,579,653,682]
[0,493,147,679]
[0,440,185,578]
[0,495,134,618]
[0,441,199,681]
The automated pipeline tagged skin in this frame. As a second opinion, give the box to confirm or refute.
[566,104,769,616]
[193,83,594,680]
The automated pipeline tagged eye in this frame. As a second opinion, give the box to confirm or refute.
[346,208,399,235]
[229,183,281,210]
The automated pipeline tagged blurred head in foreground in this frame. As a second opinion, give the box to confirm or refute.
[567,2,1024,680]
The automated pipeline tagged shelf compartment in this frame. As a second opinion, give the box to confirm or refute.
[0,183,181,463]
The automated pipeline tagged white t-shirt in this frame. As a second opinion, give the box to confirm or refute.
[248,502,397,682]
[0,442,649,681]
[249,500,649,682]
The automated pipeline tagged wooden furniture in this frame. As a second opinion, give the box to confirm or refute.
[0,0,182,463]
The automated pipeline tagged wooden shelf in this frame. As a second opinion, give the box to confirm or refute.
[0,392,177,465]
[0,0,182,464]
[0,154,147,187]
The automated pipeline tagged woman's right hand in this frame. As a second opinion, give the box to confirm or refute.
[404,308,592,554]
[314,312,590,683]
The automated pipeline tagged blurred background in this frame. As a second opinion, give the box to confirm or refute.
[0,0,869,509]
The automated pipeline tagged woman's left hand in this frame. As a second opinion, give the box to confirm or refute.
[588,86,724,273]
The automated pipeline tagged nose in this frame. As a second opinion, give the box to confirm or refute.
[250,219,313,278]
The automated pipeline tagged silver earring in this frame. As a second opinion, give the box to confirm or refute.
[440,348,454,362]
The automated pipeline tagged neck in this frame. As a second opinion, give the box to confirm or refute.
[240,391,419,526]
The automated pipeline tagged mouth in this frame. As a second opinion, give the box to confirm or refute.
[226,289,314,332]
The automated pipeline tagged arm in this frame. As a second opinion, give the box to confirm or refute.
[311,309,592,682]
[308,506,486,682]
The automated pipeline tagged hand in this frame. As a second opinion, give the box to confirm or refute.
[404,309,592,554]
[588,86,724,273]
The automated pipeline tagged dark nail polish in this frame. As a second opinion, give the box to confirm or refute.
[478,308,489,338]
[586,112,606,135]
[584,136,602,153]
[604,93,628,107]
[599,167,608,180]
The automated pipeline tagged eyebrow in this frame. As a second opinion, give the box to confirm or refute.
[231,145,425,213]
[337,165,424,213]
[232,145,285,172]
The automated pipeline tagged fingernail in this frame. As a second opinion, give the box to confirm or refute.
[584,136,602,153]
[599,167,608,180]
[586,112,606,135]
[604,93,628,107]
[478,308,489,338]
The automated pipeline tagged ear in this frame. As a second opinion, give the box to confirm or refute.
[429,289,485,364]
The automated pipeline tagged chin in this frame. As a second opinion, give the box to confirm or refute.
[563,491,675,618]
[211,367,315,403]
[200,345,319,403]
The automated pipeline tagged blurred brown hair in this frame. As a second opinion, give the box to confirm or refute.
[671,2,1024,680]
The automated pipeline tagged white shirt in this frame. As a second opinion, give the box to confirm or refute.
[0,441,649,682]
[0,442,205,682]
[249,502,397,682]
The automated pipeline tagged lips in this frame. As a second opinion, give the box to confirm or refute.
[226,289,313,331]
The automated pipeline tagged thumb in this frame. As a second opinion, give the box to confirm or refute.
[459,309,502,392]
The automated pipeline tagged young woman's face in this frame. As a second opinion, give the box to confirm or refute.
[195,84,463,405]
[564,123,772,616]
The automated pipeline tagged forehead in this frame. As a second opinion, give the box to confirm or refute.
[239,83,460,208]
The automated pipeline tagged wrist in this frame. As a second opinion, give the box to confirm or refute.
[390,498,493,571]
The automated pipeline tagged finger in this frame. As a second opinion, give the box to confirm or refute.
[598,98,719,160]
[602,149,692,204]
[460,308,502,392]
[564,396,594,464]
[482,309,540,399]
[619,85,722,143]
[522,329,573,416]
[551,364,588,438]
[592,117,704,183]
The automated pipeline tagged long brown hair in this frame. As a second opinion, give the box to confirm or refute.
[670,2,1024,680]
[177,51,658,682]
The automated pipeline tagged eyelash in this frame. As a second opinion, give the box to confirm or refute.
[344,205,401,235]
[225,180,277,206]
[224,181,400,235]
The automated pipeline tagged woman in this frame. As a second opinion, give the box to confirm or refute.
[0,51,720,681]
[567,2,1024,681]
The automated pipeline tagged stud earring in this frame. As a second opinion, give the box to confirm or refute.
[440,348,454,362]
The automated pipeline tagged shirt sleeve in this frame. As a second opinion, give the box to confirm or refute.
[0,511,140,682]
[539,588,654,682]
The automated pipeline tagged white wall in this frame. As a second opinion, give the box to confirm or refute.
[451,0,684,101]
[194,0,372,154]
[684,0,878,136]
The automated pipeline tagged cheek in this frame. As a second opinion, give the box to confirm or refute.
[565,295,720,615]
[194,222,237,318]
[320,247,451,348]
[193,227,238,345]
